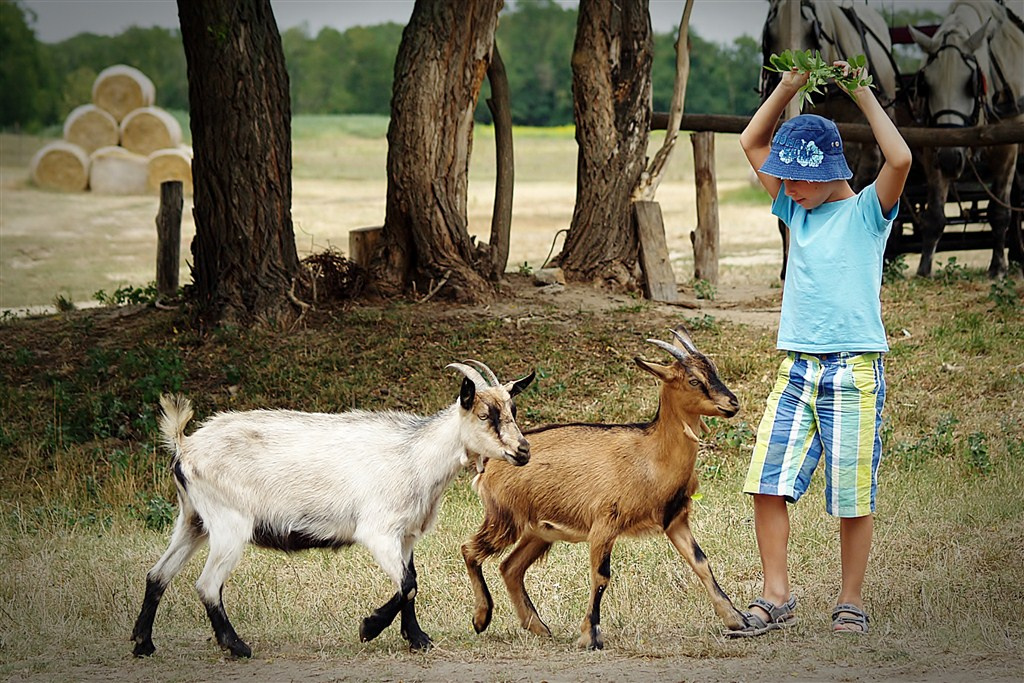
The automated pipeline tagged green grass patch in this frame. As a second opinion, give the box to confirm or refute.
[719,183,770,205]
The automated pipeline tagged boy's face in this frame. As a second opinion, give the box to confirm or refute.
[782,179,845,210]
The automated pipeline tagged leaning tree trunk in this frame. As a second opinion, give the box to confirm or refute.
[555,0,653,288]
[178,0,301,327]
[373,0,503,303]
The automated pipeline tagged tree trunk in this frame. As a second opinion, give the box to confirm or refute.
[556,0,652,288]
[178,0,301,327]
[373,0,503,303]
[487,42,514,282]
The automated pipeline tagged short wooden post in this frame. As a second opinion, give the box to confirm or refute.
[690,131,719,285]
[349,226,383,269]
[156,180,183,297]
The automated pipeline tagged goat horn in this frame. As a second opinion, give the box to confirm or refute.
[669,327,700,355]
[465,359,500,386]
[646,338,690,364]
[446,362,488,389]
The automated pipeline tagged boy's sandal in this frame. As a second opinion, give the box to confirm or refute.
[725,596,797,638]
[831,603,869,634]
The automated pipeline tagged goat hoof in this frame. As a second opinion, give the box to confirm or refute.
[725,610,747,631]
[359,616,386,642]
[132,640,156,657]
[472,610,492,634]
[407,633,433,651]
[577,627,603,650]
[223,638,252,658]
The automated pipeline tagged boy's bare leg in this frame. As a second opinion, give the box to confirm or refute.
[836,514,873,631]
[752,494,792,619]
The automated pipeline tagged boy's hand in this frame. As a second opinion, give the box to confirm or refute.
[780,67,809,90]
[833,60,868,97]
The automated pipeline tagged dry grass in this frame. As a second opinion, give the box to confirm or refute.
[1,119,1022,681]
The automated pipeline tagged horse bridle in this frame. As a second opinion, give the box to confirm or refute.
[915,41,986,127]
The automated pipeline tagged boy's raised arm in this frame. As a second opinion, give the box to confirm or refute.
[740,70,807,200]
[840,65,912,214]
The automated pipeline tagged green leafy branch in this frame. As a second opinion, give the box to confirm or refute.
[765,50,873,105]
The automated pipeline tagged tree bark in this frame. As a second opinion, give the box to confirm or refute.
[373,0,503,303]
[178,0,300,327]
[556,0,652,289]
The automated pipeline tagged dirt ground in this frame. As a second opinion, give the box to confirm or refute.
[9,651,1020,683]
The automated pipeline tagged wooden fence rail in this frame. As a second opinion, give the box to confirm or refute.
[651,113,1024,147]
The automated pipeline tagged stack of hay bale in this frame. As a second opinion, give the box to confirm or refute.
[30,64,193,195]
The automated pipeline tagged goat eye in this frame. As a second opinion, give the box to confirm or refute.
[688,379,701,387]
[477,413,488,421]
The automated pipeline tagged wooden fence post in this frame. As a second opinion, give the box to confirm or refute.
[349,226,383,269]
[690,131,719,285]
[156,180,183,298]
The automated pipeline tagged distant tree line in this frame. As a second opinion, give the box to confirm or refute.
[2,0,940,132]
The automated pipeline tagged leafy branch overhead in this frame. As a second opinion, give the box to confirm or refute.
[765,50,873,105]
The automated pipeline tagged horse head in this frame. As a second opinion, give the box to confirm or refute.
[909,3,993,179]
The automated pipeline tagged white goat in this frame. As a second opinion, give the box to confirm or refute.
[131,361,535,658]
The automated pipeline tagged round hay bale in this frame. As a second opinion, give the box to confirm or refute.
[30,141,90,192]
[92,64,155,122]
[120,106,182,156]
[89,145,150,195]
[147,146,193,194]
[63,104,119,154]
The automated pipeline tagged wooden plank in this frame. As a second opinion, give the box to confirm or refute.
[349,226,382,269]
[155,180,183,297]
[633,200,677,302]
[650,113,1024,147]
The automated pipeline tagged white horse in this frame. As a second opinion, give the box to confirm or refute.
[909,0,1024,278]
[762,0,899,278]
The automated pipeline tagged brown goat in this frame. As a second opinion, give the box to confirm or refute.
[461,327,750,649]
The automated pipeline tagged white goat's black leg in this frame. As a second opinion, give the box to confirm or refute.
[131,509,206,656]
[398,553,432,650]
[196,530,250,657]
[360,538,424,645]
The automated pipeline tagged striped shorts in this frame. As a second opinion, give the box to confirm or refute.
[743,351,886,518]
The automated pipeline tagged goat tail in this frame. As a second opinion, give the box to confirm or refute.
[158,393,194,457]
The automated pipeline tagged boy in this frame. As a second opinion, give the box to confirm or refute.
[727,62,911,636]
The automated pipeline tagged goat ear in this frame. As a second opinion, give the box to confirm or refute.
[635,356,672,381]
[507,370,536,397]
[459,377,476,410]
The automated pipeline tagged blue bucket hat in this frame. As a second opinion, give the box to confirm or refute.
[758,114,853,182]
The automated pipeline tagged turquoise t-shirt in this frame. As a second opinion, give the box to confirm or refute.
[773,183,897,353]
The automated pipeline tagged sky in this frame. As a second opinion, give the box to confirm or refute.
[21,0,958,46]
